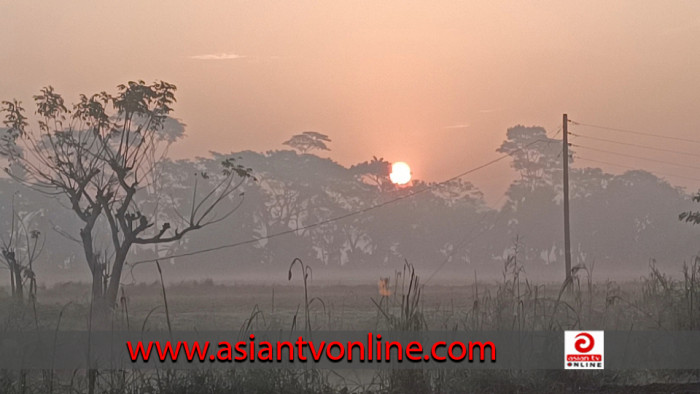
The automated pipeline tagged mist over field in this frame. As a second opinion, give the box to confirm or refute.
[1,123,699,288]
[2,1,700,393]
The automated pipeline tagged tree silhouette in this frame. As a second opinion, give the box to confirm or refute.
[283,131,331,153]
[680,192,700,225]
[0,199,43,305]
[497,125,565,190]
[1,81,252,320]
[350,156,392,191]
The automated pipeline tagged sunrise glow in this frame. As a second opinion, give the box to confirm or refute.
[390,162,412,185]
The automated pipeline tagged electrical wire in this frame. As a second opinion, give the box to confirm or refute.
[423,196,507,286]
[422,123,562,285]
[570,120,700,145]
[550,126,562,139]
[571,144,700,171]
[569,132,700,159]
[129,139,547,265]
[575,156,700,182]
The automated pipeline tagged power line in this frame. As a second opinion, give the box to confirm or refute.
[423,197,507,286]
[550,127,562,139]
[130,139,544,266]
[423,123,562,284]
[575,156,700,182]
[570,120,700,145]
[424,197,503,285]
[426,124,561,285]
[569,132,700,159]
[571,143,700,171]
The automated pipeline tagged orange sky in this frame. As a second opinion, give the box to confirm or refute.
[3,1,700,204]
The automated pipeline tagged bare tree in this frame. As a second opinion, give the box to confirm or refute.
[1,81,252,319]
[0,199,43,304]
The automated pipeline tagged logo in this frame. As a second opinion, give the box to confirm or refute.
[565,331,603,369]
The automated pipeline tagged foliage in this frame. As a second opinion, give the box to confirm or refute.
[0,119,698,287]
[496,125,564,188]
[282,131,331,153]
[0,82,253,314]
[0,200,43,304]
[350,156,392,191]
[679,192,700,225]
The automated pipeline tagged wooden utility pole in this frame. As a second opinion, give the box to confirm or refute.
[563,114,572,282]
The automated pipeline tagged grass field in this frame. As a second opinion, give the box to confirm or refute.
[1,260,699,393]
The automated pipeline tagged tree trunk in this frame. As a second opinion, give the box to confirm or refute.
[12,263,23,302]
[5,251,23,302]
[104,250,128,312]
[90,263,110,328]
[80,222,111,328]
[9,266,16,298]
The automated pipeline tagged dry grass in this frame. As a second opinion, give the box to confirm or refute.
[1,258,699,393]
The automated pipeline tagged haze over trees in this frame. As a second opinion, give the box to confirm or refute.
[1,91,699,294]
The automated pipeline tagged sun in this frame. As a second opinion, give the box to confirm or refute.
[389,162,412,185]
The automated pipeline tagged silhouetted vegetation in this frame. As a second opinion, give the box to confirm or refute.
[2,87,700,393]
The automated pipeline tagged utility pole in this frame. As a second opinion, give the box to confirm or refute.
[562,114,572,282]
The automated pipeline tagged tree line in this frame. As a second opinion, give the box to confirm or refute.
[2,82,699,318]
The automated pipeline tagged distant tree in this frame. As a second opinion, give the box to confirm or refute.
[680,192,700,225]
[0,199,43,305]
[497,125,565,190]
[241,150,341,265]
[350,156,392,191]
[497,126,569,273]
[283,131,331,153]
[1,81,252,321]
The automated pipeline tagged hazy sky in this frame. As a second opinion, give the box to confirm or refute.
[2,1,700,204]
